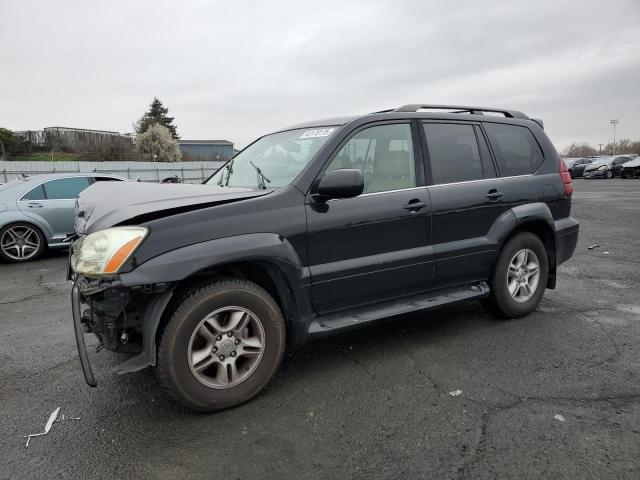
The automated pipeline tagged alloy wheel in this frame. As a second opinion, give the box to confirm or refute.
[506,248,540,303]
[1,225,41,261]
[187,306,265,389]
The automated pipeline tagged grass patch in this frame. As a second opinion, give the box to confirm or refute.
[9,152,86,162]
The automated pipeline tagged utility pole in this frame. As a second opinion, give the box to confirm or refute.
[597,143,604,155]
[610,118,619,154]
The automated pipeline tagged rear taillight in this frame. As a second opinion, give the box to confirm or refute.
[560,158,573,196]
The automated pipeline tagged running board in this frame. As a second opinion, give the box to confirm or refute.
[308,282,489,336]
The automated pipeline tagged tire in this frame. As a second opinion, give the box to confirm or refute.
[568,170,574,179]
[156,279,285,412]
[0,222,46,263]
[606,170,613,179]
[487,232,549,318]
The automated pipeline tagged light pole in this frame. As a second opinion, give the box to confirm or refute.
[610,118,619,153]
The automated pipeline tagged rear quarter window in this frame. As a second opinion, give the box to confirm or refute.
[22,184,46,200]
[484,123,544,176]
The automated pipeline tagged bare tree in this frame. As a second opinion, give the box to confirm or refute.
[562,142,597,158]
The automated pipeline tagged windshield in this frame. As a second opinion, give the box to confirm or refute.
[206,127,338,189]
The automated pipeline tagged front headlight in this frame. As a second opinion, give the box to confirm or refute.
[597,165,609,171]
[71,226,148,276]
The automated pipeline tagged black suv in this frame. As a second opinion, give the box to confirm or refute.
[69,104,579,412]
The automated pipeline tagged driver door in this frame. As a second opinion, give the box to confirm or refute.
[306,122,433,314]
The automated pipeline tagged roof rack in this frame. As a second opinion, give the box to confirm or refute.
[392,104,529,120]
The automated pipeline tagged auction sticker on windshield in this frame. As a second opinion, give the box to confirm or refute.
[299,127,336,138]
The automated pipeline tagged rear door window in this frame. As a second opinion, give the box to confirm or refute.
[43,177,91,199]
[484,123,544,176]
[423,123,486,184]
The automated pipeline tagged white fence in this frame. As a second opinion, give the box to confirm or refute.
[0,160,225,184]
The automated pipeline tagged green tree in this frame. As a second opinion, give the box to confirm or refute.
[136,123,182,162]
[0,128,16,155]
[135,97,179,139]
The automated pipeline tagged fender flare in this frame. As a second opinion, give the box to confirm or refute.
[486,202,554,245]
[485,202,557,288]
[120,233,305,288]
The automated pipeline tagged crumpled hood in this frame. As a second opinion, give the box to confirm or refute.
[75,181,270,234]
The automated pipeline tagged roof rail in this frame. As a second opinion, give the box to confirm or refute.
[393,104,529,120]
[370,108,396,114]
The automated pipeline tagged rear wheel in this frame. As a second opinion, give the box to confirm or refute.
[0,223,46,262]
[156,279,285,412]
[487,232,548,318]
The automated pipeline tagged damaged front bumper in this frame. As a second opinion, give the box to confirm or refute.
[70,274,174,387]
[71,278,97,387]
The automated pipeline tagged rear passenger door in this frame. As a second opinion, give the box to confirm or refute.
[422,122,507,286]
[19,177,91,239]
[483,122,548,211]
[306,122,433,314]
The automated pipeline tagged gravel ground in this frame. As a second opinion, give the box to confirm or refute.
[1,178,639,479]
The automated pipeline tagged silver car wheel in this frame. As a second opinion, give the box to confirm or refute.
[1,225,41,261]
[187,306,265,389]
[506,248,540,303]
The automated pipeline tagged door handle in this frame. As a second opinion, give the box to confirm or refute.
[403,200,429,212]
[27,203,44,208]
[485,190,504,201]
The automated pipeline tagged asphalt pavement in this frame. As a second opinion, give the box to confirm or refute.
[1,179,639,479]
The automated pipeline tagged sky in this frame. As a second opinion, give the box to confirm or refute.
[1,0,639,150]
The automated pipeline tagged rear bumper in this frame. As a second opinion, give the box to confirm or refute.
[554,216,579,266]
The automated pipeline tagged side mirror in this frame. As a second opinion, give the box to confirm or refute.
[315,169,364,200]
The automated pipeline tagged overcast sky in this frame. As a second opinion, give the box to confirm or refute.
[2,0,639,150]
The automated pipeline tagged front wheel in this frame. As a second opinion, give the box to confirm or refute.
[0,222,46,263]
[156,279,285,412]
[487,232,549,318]
[606,170,613,179]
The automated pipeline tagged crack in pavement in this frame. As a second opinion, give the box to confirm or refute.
[453,392,640,479]
[581,312,623,359]
[0,293,53,305]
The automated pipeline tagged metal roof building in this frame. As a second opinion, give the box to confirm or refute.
[177,140,234,161]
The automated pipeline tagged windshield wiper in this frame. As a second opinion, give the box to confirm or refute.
[249,161,271,190]
[218,158,235,186]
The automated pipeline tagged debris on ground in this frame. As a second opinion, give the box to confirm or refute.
[554,414,566,422]
[587,245,600,250]
[24,407,80,447]
[449,390,463,397]
[24,407,60,447]
[603,251,609,254]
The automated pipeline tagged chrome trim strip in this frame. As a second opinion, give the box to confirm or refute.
[427,174,532,188]
[359,186,425,197]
